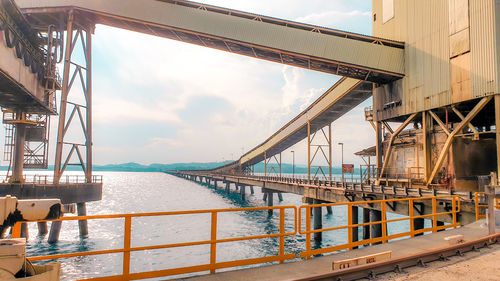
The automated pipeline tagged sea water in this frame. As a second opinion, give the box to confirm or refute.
[4,171,422,280]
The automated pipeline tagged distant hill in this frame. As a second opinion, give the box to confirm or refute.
[0,161,357,174]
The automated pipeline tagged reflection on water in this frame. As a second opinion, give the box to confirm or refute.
[14,172,423,280]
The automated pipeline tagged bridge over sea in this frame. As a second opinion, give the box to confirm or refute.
[1,0,500,280]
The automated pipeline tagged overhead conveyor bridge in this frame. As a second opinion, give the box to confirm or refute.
[17,0,404,84]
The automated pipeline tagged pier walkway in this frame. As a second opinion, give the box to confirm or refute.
[182,221,500,281]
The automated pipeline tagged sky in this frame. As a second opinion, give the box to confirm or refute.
[2,0,376,168]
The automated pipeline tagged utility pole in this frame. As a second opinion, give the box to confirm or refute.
[339,142,344,184]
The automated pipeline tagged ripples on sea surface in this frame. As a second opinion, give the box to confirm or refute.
[7,171,424,280]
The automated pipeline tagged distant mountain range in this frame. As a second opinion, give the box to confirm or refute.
[0,161,357,174]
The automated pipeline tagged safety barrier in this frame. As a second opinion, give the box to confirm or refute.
[474,192,500,221]
[12,196,461,280]
[298,195,460,259]
[15,205,297,281]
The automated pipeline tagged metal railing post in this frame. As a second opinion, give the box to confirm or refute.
[279,207,285,263]
[210,211,218,273]
[123,216,131,280]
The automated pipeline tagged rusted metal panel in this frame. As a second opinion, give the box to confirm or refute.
[16,0,405,82]
[450,52,471,103]
[469,0,498,98]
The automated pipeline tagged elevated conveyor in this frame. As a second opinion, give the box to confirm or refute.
[17,0,404,83]
[213,78,372,172]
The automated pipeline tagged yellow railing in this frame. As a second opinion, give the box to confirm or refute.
[11,196,461,280]
[474,192,500,221]
[14,206,297,281]
[298,195,460,259]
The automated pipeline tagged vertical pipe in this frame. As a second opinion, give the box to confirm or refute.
[313,199,322,242]
[77,202,88,236]
[11,121,26,183]
[329,124,332,182]
[54,11,74,183]
[351,206,359,249]
[495,95,500,179]
[85,27,93,183]
[376,122,382,180]
[307,121,311,182]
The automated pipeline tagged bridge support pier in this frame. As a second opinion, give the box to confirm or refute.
[250,186,254,194]
[20,223,28,239]
[370,209,382,245]
[77,202,89,236]
[363,208,370,245]
[278,192,283,202]
[263,192,267,201]
[48,221,62,244]
[37,222,48,236]
[313,199,323,242]
[225,182,230,194]
[350,206,359,249]
[240,185,246,200]
[267,191,273,215]
[326,205,333,214]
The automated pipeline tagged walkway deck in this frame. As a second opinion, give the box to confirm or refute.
[181,221,498,281]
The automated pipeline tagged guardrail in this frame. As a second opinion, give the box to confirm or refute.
[2,174,103,184]
[298,195,461,259]
[15,205,297,280]
[474,192,500,221]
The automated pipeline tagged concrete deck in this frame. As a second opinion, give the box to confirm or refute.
[180,221,497,281]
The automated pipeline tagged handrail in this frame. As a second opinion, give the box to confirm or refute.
[298,195,461,259]
[15,205,298,280]
[11,196,463,280]
[474,192,500,221]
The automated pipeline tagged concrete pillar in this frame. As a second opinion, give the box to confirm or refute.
[77,202,88,236]
[326,206,333,214]
[37,222,48,236]
[351,206,359,249]
[20,223,28,239]
[250,186,254,194]
[267,192,273,215]
[11,122,26,183]
[313,199,323,242]
[370,209,382,245]
[414,218,425,236]
[48,221,62,243]
[240,185,246,200]
[363,208,370,243]
[225,182,230,194]
[278,192,283,201]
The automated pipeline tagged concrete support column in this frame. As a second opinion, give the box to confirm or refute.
[225,182,230,194]
[370,209,382,245]
[363,208,370,243]
[250,186,254,194]
[77,202,88,236]
[326,206,333,214]
[351,206,359,248]
[48,221,62,244]
[11,122,26,183]
[37,222,48,236]
[20,222,28,239]
[278,192,283,202]
[263,192,268,201]
[240,185,246,200]
[267,192,273,215]
[313,199,323,242]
